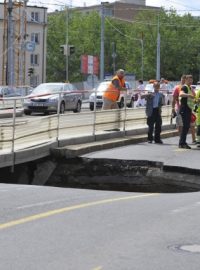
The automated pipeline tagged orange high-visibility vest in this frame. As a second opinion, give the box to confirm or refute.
[103,75,125,102]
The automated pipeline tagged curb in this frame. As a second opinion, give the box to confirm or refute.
[51,129,178,158]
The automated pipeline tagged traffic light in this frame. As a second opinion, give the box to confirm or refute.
[28,67,34,76]
[69,45,75,55]
[60,45,67,55]
[60,45,75,55]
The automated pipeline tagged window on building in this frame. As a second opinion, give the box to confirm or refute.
[31,54,39,65]
[31,33,40,44]
[31,12,39,22]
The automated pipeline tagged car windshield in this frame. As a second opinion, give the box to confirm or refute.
[31,84,64,95]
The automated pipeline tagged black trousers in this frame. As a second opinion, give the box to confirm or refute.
[147,108,162,142]
[179,105,191,146]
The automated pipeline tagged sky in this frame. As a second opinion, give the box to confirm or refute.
[0,0,199,15]
[26,0,200,15]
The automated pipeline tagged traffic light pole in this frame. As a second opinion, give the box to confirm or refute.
[7,0,15,86]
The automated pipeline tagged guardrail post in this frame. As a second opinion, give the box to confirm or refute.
[92,88,97,137]
[56,92,61,146]
[123,92,127,133]
[11,99,16,173]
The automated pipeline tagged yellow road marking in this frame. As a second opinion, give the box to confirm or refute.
[0,193,158,230]
[174,148,188,152]
[92,267,102,270]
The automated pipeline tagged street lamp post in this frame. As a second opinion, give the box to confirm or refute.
[100,2,105,81]
[65,6,69,82]
[156,16,160,81]
[133,38,144,80]
[141,38,144,80]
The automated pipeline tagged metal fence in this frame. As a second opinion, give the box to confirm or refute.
[0,96,173,156]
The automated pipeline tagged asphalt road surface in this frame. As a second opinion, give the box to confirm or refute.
[0,184,200,270]
[83,135,200,170]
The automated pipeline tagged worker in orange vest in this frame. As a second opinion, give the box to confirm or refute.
[102,69,127,110]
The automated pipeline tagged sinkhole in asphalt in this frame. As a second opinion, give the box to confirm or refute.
[45,157,200,193]
[1,157,200,193]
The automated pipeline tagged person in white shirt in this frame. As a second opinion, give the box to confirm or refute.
[135,79,145,107]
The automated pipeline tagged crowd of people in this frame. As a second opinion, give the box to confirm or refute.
[102,69,200,149]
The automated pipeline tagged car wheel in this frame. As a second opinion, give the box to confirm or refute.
[73,100,82,113]
[60,102,65,114]
[118,98,124,108]
[24,110,31,115]
[90,103,94,111]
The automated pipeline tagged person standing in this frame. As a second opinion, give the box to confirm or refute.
[195,84,200,147]
[171,75,186,134]
[172,75,196,143]
[142,81,165,144]
[102,69,127,110]
[135,79,145,107]
[178,74,195,149]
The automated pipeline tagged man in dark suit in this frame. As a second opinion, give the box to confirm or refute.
[142,81,165,144]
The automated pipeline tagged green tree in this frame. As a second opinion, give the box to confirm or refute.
[47,8,200,83]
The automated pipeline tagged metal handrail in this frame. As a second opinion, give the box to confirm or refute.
[0,96,173,169]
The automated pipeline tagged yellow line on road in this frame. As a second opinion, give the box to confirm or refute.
[0,193,158,231]
[92,266,102,270]
[174,148,188,152]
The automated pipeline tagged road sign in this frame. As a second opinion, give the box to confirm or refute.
[25,42,35,52]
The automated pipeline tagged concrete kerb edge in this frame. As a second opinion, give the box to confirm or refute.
[51,128,178,159]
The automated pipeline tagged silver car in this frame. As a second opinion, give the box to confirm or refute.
[23,83,82,115]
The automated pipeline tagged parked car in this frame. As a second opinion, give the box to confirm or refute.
[0,86,22,97]
[23,82,82,115]
[89,81,134,110]
[0,86,24,109]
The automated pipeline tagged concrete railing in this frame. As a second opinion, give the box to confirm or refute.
[0,96,173,168]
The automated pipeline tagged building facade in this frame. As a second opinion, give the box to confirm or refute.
[0,2,47,87]
[76,0,158,22]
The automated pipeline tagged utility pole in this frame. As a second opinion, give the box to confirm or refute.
[7,0,15,86]
[156,15,160,81]
[111,42,116,75]
[65,6,69,82]
[19,0,28,85]
[141,38,144,80]
[100,2,107,81]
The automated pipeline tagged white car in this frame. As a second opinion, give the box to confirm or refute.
[89,81,134,110]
